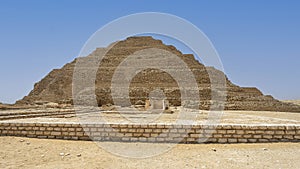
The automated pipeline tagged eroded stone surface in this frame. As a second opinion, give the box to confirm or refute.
[15,36,300,112]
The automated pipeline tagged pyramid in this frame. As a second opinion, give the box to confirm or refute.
[17,36,300,112]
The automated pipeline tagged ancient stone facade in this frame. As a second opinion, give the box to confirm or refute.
[16,36,300,112]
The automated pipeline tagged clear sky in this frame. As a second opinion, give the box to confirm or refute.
[0,0,299,104]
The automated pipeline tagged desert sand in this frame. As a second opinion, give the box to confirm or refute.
[1,136,299,169]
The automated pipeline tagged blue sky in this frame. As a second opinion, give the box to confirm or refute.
[0,0,299,103]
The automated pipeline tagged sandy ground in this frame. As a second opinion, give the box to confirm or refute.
[1,136,299,169]
[2,109,300,125]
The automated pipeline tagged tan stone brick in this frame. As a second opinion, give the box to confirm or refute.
[262,135,273,139]
[28,123,36,127]
[228,138,238,143]
[25,127,33,131]
[51,131,61,136]
[92,132,101,137]
[64,124,72,127]
[17,126,25,130]
[119,124,128,128]
[49,124,58,127]
[148,124,156,128]
[54,127,61,131]
[128,129,136,132]
[39,127,46,131]
[142,129,150,133]
[42,123,50,127]
[110,124,118,128]
[63,136,71,140]
[169,133,181,138]
[207,138,217,143]
[238,138,247,143]
[226,130,236,134]
[147,137,156,142]
[247,139,257,143]
[274,130,284,135]
[142,133,150,137]
[4,126,11,130]
[37,136,47,139]
[43,131,51,135]
[158,133,168,137]
[258,139,269,142]
[57,124,65,127]
[133,133,142,137]
[62,132,69,136]
[178,129,186,133]
[255,130,264,134]
[186,138,196,142]
[232,134,242,138]
[68,128,75,132]
[273,135,283,139]
[137,129,144,132]
[61,128,68,132]
[132,124,140,128]
[243,134,252,138]
[218,138,227,143]
[121,137,130,141]
[265,130,275,135]
[153,129,162,133]
[71,136,78,140]
[233,125,243,130]
[286,126,295,130]
[121,128,128,132]
[258,126,267,130]
[89,128,98,132]
[139,137,147,142]
[150,133,159,137]
[236,130,244,134]
[245,130,255,134]
[268,126,278,130]
[130,137,138,142]
[170,129,177,133]
[294,135,300,139]
[191,134,200,138]
[104,128,112,132]
[108,132,116,136]
[217,130,226,134]
[46,127,53,131]
[157,125,165,129]
[285,131,296,135]
[97,128,104,132]
[76,132,84,136]
[156,138,165,142]
[221,125,232,129]
[283,135,294,139]
[253,135,262,139]
[35,131,43,135]
[124,133,132,137]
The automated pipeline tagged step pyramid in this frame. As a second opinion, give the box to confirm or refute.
[17,36,300,112]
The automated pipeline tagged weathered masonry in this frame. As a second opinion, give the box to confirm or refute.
[1,122,299,143]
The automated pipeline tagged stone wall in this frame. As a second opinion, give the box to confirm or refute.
[1,122,299,143]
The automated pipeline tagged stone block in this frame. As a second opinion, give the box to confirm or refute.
[51,131,61,136]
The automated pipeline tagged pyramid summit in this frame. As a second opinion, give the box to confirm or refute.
[17,36,300,112]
